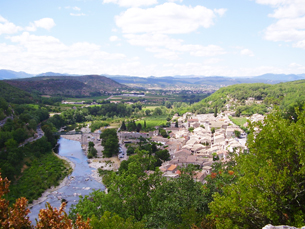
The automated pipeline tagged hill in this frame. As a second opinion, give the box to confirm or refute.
[0,81,36,104]
[4,75,128,97]
[189,80,305,117]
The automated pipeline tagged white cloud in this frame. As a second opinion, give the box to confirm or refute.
[0,16,6,23]
[189,45,226,57]
[124,33,225,59]
[115,3,226,34]
[70,13,86,16]
[146,47,179,60]
[294,39,305,48]
[256,0,305,49]
[214,8,227,17]
[0,16,22,35]
[240,49,254,56]
[34,18,56,30]
[73,6,81,11]
[103,0,158,8]
[203,58,223,65]
[0,32,126,74]
[109,35,119,41]
[289,62,302,67]
[26,18,56,31]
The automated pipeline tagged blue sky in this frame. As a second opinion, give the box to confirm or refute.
[0,0,305,77]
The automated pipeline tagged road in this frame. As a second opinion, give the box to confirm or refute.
[118,144,128,161]
[0,115,13,127]
[19,125,45,147]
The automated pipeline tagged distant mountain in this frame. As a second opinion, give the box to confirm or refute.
[1,69,305,90]
[0,70,33,80]
[108,75,298,88]
[252,73,305,82]
[36,72,81,77]
[4,75,128,97]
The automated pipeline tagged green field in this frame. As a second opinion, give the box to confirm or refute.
[229,116,248,127]
[142,106,162,111]
[24,104,40,109]
[136,115,168,129]
[64,95,109,102]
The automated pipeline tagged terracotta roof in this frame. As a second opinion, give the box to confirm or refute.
[188,119,199,122]
[193,171,206,179]
[167,164,177,171]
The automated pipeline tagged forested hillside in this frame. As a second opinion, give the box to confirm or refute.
[0,82,71,204]
[189,80,305,117]
[0,81,35,104]
[4,75,128,97]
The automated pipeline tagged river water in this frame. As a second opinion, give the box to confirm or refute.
[28,137,105,223]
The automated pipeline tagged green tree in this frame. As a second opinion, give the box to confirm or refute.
[153,107,163,116]
[145,109,151,116]
[210,108,305,228]
[165,101,172,109]
[188,127,194,133]
[145,169,207,228]
[211,127,215,134]
[159,129,168,138]
[121,121,126,131]
[136,123,142,132]
[127,146,135,156]
[233,130,241,138]
[90,211,144,229]
[214,106,217,117]
[101,129,119,158]
[29,119,37,130]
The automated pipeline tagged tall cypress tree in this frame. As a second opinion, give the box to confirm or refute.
[121,120,126,131]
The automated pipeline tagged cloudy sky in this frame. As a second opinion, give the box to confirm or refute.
[0,0,305,77]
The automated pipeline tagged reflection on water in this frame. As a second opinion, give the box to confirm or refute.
[28,137,105,224]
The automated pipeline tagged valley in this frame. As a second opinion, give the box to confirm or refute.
[1,74,305,228]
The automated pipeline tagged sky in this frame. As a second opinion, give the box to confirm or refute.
[0,0,305,77]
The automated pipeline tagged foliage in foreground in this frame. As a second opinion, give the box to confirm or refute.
[209,108,305,228]
[70,150,206,228]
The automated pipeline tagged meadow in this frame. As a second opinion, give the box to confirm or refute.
[229,116,248,127]
[136,115,168,129]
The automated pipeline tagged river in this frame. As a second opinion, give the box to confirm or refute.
[28,137,105,224]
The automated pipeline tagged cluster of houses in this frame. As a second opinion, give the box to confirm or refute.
[119,112,253,184]
[156,113,246,182]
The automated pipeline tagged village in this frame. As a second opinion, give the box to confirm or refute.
[59,110,265,185]
[118,111,264,184]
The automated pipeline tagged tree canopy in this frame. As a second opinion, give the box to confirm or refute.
[209,107,305,228]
